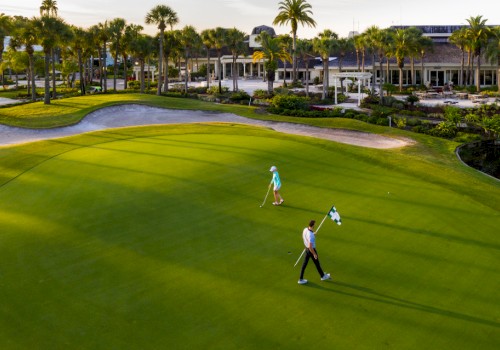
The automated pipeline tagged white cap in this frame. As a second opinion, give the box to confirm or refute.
[269,166,277,172]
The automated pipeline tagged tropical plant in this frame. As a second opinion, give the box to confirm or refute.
[39,0,58,17]
[465,15,491,92]
[485,26,500,93]
[122,23,143,90]
[393,28,410,92]
[0,13,13,85]
[278,34,293,85]
[212,27,227,93]
[145,4,178,95]
[296,38,314,96]
[108,18,126,91]
[450,27,469,86]
[33,15,72,104]
[312,29,337,99]
[225,28,247,91]
[273,0,316,82]
[252,31,292,94]
[201,29,215,88]
[179,26,200,93]
[129,34,154,93]
[9,17,38,100]
[336,37,354,92]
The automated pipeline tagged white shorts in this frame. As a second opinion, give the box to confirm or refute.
[274,185,281,191]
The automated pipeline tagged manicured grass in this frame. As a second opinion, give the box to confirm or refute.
[0,123,499,349]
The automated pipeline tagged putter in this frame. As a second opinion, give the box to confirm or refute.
[260,186,271,207]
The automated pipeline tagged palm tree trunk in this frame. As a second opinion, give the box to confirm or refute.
[103,43,108,93]
[459,50,464,86]
[361,51,365,72]
[157,30,164,95]
[322,60,328,100]
[113,43,118,91]
[29,54,36,102]
[292,33,297,83]
[379,55,384,105]
[164,55,169,92]
[123,54,128,90]
[184,52,189,94]
[371,53,376,94]
[78,49,85,95]
[410,57,415,85]
[44,51,51,105]
[420,55,425,86]
[476,52,481,92]
[305,58,310,97]
[206,50,211,88]
[217,51,222,93]
[140,60,145,93]
[51,48,57,99]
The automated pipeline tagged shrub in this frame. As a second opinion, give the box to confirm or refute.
[394,117,407,129]
[271,94,310,110]
[253,89,272,99]
[206,85,229,95]
[406,95,419,106]
[229,90,250,101]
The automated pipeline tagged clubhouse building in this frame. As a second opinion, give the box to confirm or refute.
[191,24,499,89]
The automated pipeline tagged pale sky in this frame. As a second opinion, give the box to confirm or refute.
[2,0,500,38]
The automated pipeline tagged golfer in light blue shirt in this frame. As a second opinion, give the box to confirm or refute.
[269,165,284,206]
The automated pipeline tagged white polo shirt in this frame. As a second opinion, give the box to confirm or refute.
[302,228,316,249]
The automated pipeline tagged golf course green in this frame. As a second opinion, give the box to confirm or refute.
[0,113,499,349]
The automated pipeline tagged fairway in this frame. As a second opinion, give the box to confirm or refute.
[0,123,499,349]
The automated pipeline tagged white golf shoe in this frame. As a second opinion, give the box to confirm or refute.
[321,273,332,281]
[297,279,308,285]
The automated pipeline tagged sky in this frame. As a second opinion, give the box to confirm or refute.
[2,0,500,38]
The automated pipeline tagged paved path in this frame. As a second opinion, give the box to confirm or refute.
[0,104,414,149]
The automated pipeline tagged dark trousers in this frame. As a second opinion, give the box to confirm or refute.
[300,248,325,279]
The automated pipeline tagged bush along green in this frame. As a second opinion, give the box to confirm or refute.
[271,94,310,110]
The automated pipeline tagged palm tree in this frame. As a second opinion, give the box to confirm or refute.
[201,29,215,88]
[179,26,200,93]
[252,31,291,94]
[296,38,313,96]
[278,34,293,85]
[466,15,491,92]
[9,17,37,100]
[404,27,424,86]
[273,0,316,83]
[336,37,354,92]
[485,26,500,93]
[450,27,469,86]
[33,15,70,104]
[0,13,13,86]
[313,29,338,100]
[163,29,181,91]
[212,27,227,93]
[145,5,178,95]
[69,26,88,95]
[109,18,126,92]
[226,28,247,91]
[418,36,433,87]
[129,34,154,93]
[121,24,143,90]
[392,29,410,92]
[354,34,366,72]
[39,0,58,17]
[363,26,382,94]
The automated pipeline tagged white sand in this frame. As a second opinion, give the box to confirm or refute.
[0,104,415,149]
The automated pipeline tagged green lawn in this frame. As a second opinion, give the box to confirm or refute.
[0,122,499,349]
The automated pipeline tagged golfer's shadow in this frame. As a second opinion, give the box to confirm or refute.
[307,280,500,329]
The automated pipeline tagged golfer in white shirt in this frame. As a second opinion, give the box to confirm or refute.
[298,220,331,285]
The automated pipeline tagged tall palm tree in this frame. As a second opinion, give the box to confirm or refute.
[485,26,500,93]
[252,31,291,94]
[163,29,181,91]
[450,27,469,86]
[418,36,433,87]
[313,29,337,100]
[278,34,293,85]
[0,13,13,85]
[33,15,70,104]
[336,37,354,92]
[392,28,410,92]
[212,27,227,93]
[39,0,58,17]
[273,0,316,83]
[466,15,491,92]
[121,23,143,90]
[9,16,37,100]
[296,38,313,96]
[354,34,366,72]
[109,18,126,91]
[69,26,87,95]
[129,34,154,93]
[363,26,382,94]
[201,29,215,88]
[145,5,178,95]
[179,26,200,93]
[404,27,424,86]
[226,28,247,91]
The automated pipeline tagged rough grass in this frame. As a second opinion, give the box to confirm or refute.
[0,123,499,349]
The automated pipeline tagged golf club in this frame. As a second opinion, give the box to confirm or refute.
[260,185,271,207]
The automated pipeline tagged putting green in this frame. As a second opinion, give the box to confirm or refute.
[0,123,499,349]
